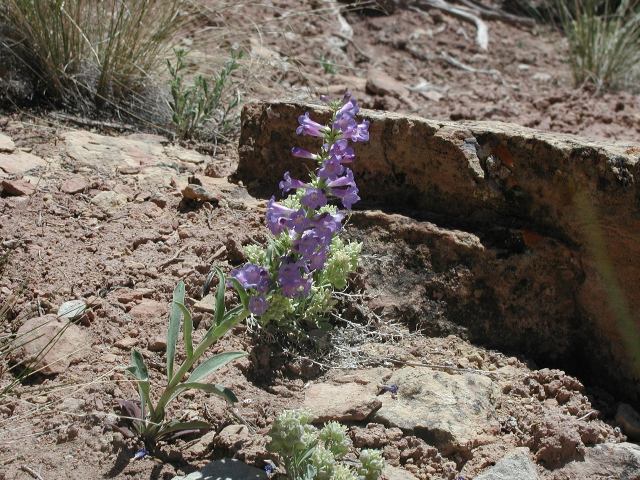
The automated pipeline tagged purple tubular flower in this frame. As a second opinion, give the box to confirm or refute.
[311,211,344,236]
[336,96,359,119]
[230,264,270,294]
[266,197,296,235]
[288,209,311,234]
[296,113,326,137]
[279,171,305,193]
[333,115,357,137]
[327,169,360,209]
[248,296,269,315]
[350,119,370,143]
[291,147,318,160]
[278,261,312,298]
[133,448,148,460]
[294,230,330,271]
[300,188,327,209]
[329,139,355,163]
[318,157,344,180]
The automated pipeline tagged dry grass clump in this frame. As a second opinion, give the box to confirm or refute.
[0,0,183,109]
[554,0,640,91]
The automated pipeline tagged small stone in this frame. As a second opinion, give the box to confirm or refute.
[114,337,138,349]
[57,300,87,320]
[61,176,89,194]
[0,133,15,153]
[303,382,382,422]
[193,294,216,314]
[532,72,552,82]
[148,335,167,352]
[475,448,539,480]
[0,151,46,174]
[91,191,128,213]
[181,184,219,203]
[10,315,89,375]
[149,193,167,208]
[615,403,640,441]
[1,179,35,196]
[187,430,217,457]
[128,300,166,322]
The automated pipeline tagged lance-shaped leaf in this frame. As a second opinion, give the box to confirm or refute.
[175,302,193,360]
[187,351,247,384]
[126,349,154,418]
[157,420,210,440]
[167,281,185,380]
[213,268,226,326]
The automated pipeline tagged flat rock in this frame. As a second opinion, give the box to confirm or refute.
[303,382,382,422]
[475,448,538,480]
[10,315,89,375]
[1,178,35,196]
[61,176,89,194]
[147,335,167,352]
[616,403,640,441]
[366,69,409,98]
[128,300,167,323]
[553,442,640,479]
[182,184,220,203]
[91,191,128,213]
[172,458,266,480]
[194,294,216,313]
[165,144,208,164]
[373,367,499,455]
[0,151,46,174]
[0,133,15,152]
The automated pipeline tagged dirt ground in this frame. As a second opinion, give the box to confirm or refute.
[1,1,640,480]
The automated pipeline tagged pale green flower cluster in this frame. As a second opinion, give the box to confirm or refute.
[267,410,384,480]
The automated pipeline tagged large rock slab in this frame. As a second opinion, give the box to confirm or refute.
[551,442,640,479]
[372,367,499,455]
[475,448,538,480]
[0,151,46,175]
[10,314,89,375]
[237,101,640,405]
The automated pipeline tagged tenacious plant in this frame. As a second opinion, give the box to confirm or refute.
[233,93,369,334]
[125,270,249,446]
[167,48,242,140]
[267,409,384,480]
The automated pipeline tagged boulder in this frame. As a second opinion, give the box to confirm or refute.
[372,367,499,455]
[303,382,382,422]
[237,101,640,405]
[10,315,89,375]
[553,442,640,479]
[475,448,538,480]
[616,403,640,441]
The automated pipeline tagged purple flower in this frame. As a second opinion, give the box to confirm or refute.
[133,448,148,460]
[266,197,296,235]
[248,296,269,315]
[329,139,355,163]
[333,115,357,137]
[327,169,360,209]
[350,119,369,142]
[296,113,327,137]
[294,230,330,271]
[278,261,312,298]
[230,264,270,294]
[382,384,399,394]
[291,147,318,160]
[300,188,327,209]
[318,157,344,180]
[288,209,311,234]
[311,211,344,236]
[336,96,359,119]
[279,171,305,193]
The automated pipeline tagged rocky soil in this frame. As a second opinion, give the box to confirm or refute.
[1,1,640,480]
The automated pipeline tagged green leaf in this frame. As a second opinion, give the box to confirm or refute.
[126,349,154,418]
[178,382,239,403]
[158,420,210,439]
[187,351,247,384]
[167,281,185,380]
[214,268,226,326]
[175,302,193,360]
[228,277,249,309]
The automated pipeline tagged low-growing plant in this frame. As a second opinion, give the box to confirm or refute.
[553,0,640,91]
[267,409,384,480]
[125,270,249,446]
[1,0,182,106]
[167,48,243,140]
[232,93,369,335]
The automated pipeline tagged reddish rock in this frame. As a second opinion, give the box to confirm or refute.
[1,178,35,196]
[128,299,167,323]
[303,382,382,422]
[61,176,89,194]
[0,151,46,174]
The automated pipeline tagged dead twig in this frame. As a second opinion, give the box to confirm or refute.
[416,0,489,50]
[20,465,44,480]
[48,111,137,132]
[440,51,502,77]
[158,246,188,270]
[456,0,535,27]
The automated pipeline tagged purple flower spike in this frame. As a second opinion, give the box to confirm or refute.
[248,296,269,315]
[266,197,296,235]
[296,112,327,137]
[230,264,270,294]
[333,115,357,137]
[318,157,344,180]
[278,261,312,298]
[336,96,359,119]
[329,139,355,163]
[291,147,317,160]
[300,188,327,209]
[279,171,305,193]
